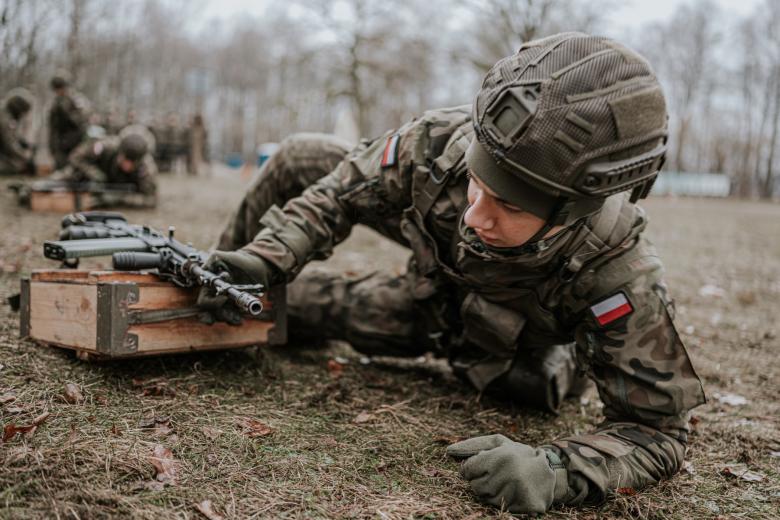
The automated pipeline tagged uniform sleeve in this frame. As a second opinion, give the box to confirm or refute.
[136,154,158,196]
[241,123,420,280]
[0,115,31,166]
[68,141,107,182]
[548,240,705,505]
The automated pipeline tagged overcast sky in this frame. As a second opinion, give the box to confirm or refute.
[196,0,762,35]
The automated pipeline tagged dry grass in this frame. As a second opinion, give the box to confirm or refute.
[1,170,778,519]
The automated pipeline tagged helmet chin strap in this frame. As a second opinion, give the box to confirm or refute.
[525,197,569,245]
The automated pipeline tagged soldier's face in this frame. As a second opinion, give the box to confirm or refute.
[465,172,562,247]
[118,156,136,173]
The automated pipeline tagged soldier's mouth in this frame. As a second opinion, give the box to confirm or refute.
[475,230,502,245]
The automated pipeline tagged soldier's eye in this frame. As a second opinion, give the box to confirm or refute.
[501,201,525,214]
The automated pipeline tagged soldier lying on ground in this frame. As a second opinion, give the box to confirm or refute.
[200,32,705,514]
[0,88,36,176]
[50,132,158,208]
[48,71,89,169]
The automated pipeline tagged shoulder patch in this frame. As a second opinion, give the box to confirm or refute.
[380,133,400,168]
[590,291,633,326]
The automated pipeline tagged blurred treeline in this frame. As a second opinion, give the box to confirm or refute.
[1,0,778,198]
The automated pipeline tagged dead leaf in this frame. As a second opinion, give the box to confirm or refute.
[201,426,222,440]
[236,417,273,438]
[138,416,173,436]
[432,436,459,445]
[63,383,84,404]
[769,451,780,458]
[0,394,16,404]
[682,460,696,475]
[3,423,35,442]
[195,500,225,520]
[327,359,344,378]
[353,411,375,424]
[4,406,24,415]
[149,444,178,485]
[2,412,48,441]
[616,487,637,496]
[31,412,50,426]
[110,424,122,436]
[141,382,176,397]
[720,464,765,482]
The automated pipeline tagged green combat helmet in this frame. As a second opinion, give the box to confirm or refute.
[119,123,156,154]
[466,32,668,240]
[4,87,34,120]
[119,133,148,162]
[50,69,72,90]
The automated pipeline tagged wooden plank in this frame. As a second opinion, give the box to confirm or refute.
[31,270,92,282]
[29,282,97,350]
[87,271,170,285]
[30,192,93,213]
[133,284,195,310]
[132,318,272,353]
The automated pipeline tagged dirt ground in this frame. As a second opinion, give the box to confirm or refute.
[1,169,778,519]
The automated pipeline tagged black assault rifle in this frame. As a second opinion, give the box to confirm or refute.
[42,211,264,315]
[9,179,141,210]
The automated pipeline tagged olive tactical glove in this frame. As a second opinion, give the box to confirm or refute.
[446,434,570,514]
[196,249,276,325]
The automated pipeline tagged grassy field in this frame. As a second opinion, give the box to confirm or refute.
[1,170,778,519]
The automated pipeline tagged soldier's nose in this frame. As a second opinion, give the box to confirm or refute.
[464,198,496,231]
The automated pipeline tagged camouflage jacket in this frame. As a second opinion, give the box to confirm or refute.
[241,105,706,505]
[0,107,32,172]
[60,137,158,207]
[48,92,88,155]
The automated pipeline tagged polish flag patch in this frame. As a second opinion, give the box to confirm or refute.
[380,133,400,168]
[590,292,633,326]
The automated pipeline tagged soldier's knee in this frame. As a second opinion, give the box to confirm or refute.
[278,132,352,161]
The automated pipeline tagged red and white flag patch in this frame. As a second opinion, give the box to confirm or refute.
[380,133,400,168]
[590,292,633,326]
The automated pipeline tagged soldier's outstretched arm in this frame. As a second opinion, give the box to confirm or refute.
[547,251,706,505]
[237,124,418,281]
[69,141,107,182]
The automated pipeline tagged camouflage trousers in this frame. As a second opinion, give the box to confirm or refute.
[217,133,584,410]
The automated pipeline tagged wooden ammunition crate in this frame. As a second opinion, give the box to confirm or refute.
[19,270,286,360]
[30,191,94,213]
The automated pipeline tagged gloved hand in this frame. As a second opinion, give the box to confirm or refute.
[196,249,276,325]
[446,434,569,514]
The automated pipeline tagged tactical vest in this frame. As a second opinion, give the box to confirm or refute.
[399,106,654,389]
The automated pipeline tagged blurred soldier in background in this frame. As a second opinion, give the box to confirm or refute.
[187,113,209,175]
[0,88,36,176]
[203,32,705,514]
[154,112,190,173]
[51,131,158,208]
[48,70,89,169]
[103,108,124,136]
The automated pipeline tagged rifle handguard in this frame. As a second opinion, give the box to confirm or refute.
[113,252,163,270]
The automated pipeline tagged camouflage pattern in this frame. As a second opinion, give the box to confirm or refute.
[216,106,705,506]
[53,136,158,208]
[0,100,34,175]
[48,90,89,169]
